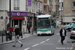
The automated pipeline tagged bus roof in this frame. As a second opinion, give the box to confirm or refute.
[37,15,51,18]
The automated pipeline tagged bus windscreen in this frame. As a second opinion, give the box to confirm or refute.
[37,19,50,29]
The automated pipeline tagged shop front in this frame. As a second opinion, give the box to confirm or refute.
[8,12,34,33]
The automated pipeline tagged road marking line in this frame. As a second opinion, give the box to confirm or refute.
[24,38,50,50]
[24,47,30,50]
[40,41,46,44]
[70,43,74,50]
[46,39,50,41]
[32,44,39,47]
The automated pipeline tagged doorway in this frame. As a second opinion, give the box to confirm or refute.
[12,20,22,31]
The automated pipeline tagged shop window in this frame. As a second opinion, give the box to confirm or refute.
[14,20,18,25]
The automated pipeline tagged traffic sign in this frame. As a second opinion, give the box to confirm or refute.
[1,16,3,19]
[5,16,8,20]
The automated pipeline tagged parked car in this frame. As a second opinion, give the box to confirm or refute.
[66,21,75,31]
[70,27,75,39]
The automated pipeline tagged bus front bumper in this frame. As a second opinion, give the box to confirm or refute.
[37,31,52,35]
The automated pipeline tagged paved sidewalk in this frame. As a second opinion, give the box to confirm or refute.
[0,33,32,45]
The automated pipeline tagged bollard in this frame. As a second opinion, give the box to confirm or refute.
[2,32,3,43]
[32,28,33,35]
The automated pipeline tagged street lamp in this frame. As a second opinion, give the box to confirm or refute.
[6,0,12,41]
[9,0,12,27]
[8,0,12,40]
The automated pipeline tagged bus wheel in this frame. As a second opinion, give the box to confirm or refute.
[37,34,40,36]
[52,33,54,35]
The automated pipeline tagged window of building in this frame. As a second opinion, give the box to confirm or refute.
[44,0,47,3]
[73,19,75,21]
[14,0,20,10]
[72,10,75,15]
[26,0,28,11]
[55,0,59,2]
[50,0,53,2]
[73,2,75,7]
[62,2,63,7]
[26,0,28,5]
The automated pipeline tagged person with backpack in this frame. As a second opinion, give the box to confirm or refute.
[13,25,23,47]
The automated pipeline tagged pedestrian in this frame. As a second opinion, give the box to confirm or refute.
[59,26,66,44]
[13,25,23,47]
[27,22,31,33]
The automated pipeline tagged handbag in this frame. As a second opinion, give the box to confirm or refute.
[19,31,23,38]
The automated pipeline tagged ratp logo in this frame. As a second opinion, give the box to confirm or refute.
[17,12,20,16]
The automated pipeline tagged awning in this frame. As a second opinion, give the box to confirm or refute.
[12,17,25,20]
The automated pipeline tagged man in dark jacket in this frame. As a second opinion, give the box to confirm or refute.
[27,23,31,33]
[59,26,66,44]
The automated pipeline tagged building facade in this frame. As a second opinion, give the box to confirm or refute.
[0,0,41,33]
[63,0,75,24]
[50,0,60,26]
[43,0,50,14]
[58,0,63,25]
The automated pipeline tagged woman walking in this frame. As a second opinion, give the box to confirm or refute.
[13,25,23,47]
